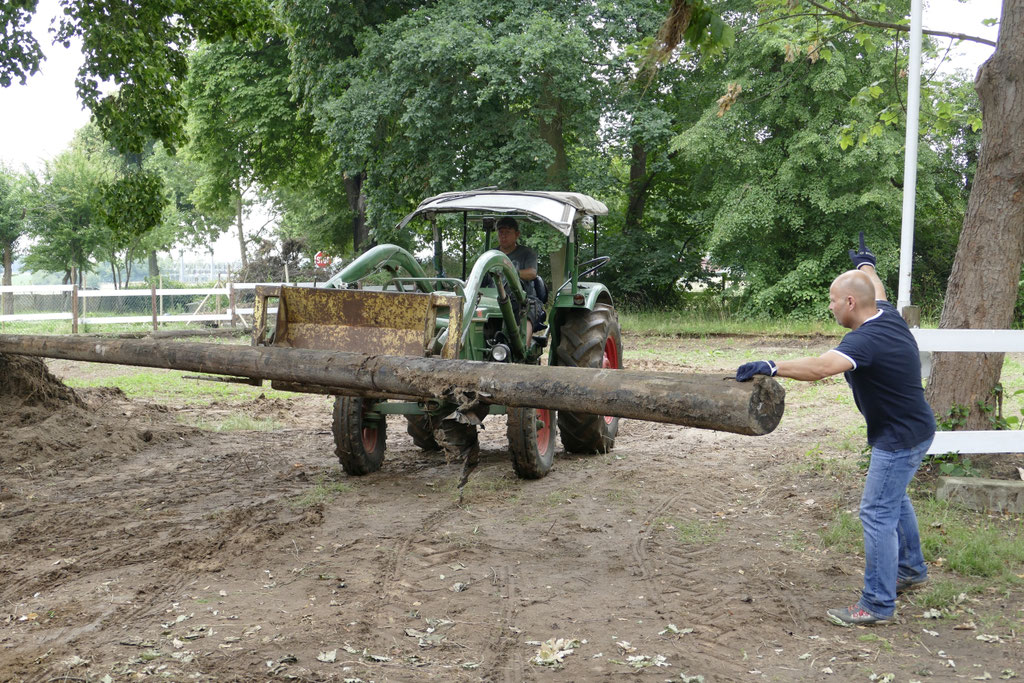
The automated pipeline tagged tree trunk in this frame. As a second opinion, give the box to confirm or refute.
[538,92,569,189]
[343,171,370,253]
[925,0,1024,430]
[1,237,12,316]
[148,250,159,281]
[236,188,249,270]
[625,140,653,233]
[0,334,786,436]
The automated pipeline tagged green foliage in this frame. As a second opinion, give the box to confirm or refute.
[666,0,973,318]
[50,0,272,155]
[0,0,43,87]
[22,142,111,281]
[98,168,169,283]
[289,0,608,233]
[0,162,30,265]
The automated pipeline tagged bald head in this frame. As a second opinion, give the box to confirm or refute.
[831,270,876,308]
[828,269,879,329]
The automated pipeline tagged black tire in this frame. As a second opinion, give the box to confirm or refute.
[554,303,622,454]
[507,406,556,479]
[332,396,386,475]
[406,414,440,451]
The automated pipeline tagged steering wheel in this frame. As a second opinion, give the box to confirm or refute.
[578,255,611,279]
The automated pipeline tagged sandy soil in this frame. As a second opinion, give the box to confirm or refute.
[1,335,1021,682]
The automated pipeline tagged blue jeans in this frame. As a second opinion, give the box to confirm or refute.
[858,435,934,618]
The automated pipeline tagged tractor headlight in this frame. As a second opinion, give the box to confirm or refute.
[490,343,510,362]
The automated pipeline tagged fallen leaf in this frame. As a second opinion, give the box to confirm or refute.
[532,638,581,667]
[975,673,993,681]
[954,621,977,630]
[921,608,943,619]
[922,628,939,637]
[977,634,1004,644]
[317,650,337,663]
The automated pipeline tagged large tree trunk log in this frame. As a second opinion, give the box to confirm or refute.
[925,0,1024,429]
[0,335,785,436]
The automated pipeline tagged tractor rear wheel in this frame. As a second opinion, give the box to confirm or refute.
[333,396,386,475]
[406,414,440,451]
[508,407,556,479]
[555,304,622,453]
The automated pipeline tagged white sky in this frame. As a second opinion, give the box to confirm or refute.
[0,0,1003,262]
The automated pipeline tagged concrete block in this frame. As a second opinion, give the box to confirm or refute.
[935,476,1024,514]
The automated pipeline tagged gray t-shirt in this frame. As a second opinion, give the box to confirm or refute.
[502,244,538,299]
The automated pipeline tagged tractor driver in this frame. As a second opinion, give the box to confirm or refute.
[495,216,546,340]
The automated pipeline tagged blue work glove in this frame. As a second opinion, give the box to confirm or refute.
[848,231,876,270]
[736,360,777,382]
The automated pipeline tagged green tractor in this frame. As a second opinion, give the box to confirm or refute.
[252,190,622,480]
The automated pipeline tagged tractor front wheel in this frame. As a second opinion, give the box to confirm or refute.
[555,304,622,453]
[508,407,556,479]
[333,396,386,475]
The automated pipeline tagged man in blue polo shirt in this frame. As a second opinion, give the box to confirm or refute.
[736,235,936,626]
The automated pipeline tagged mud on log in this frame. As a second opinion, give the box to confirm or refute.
[0,335,784,436]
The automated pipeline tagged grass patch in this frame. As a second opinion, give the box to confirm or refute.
[655,517,720,545]
[547,489,581,506]
[183,414,284,432]
[818,510,862,553]
[914,579,985,611]
[818,497,1024,589]
[916,498,1024,582]
[65,369,292,405]
[290,477,352,508]
[619,310,840,338]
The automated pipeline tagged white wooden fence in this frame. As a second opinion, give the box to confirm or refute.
[0,283,288,330]
[913,328,1024,455]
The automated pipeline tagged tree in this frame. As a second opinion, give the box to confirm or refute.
[183,32,347,267]
[284,0,607,241]
[1,0,271,155]
[0,162,30,313]
[645,0,970,318]
[23,144,110,284]
[925,0,1024,428]
[279,0,424,251]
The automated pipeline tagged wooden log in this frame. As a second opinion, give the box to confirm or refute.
[0,334,784,435]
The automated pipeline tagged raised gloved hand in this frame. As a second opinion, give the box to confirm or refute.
[735,360,777,382]
[848,231,876,270]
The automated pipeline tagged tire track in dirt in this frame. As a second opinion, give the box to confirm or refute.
[367,505,456,625]
[630,480,760,675]
[484,565,523,683]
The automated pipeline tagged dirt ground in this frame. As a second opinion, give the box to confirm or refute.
[1,335,1022,682]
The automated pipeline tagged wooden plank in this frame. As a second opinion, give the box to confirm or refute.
[928,431,1023,455]
[912,328,1024,353]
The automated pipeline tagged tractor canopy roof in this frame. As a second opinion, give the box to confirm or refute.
[397,190,608,236]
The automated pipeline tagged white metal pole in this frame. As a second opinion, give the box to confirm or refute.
[897,0,924,311]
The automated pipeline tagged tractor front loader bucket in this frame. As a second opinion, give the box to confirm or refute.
[252,285,463,395]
